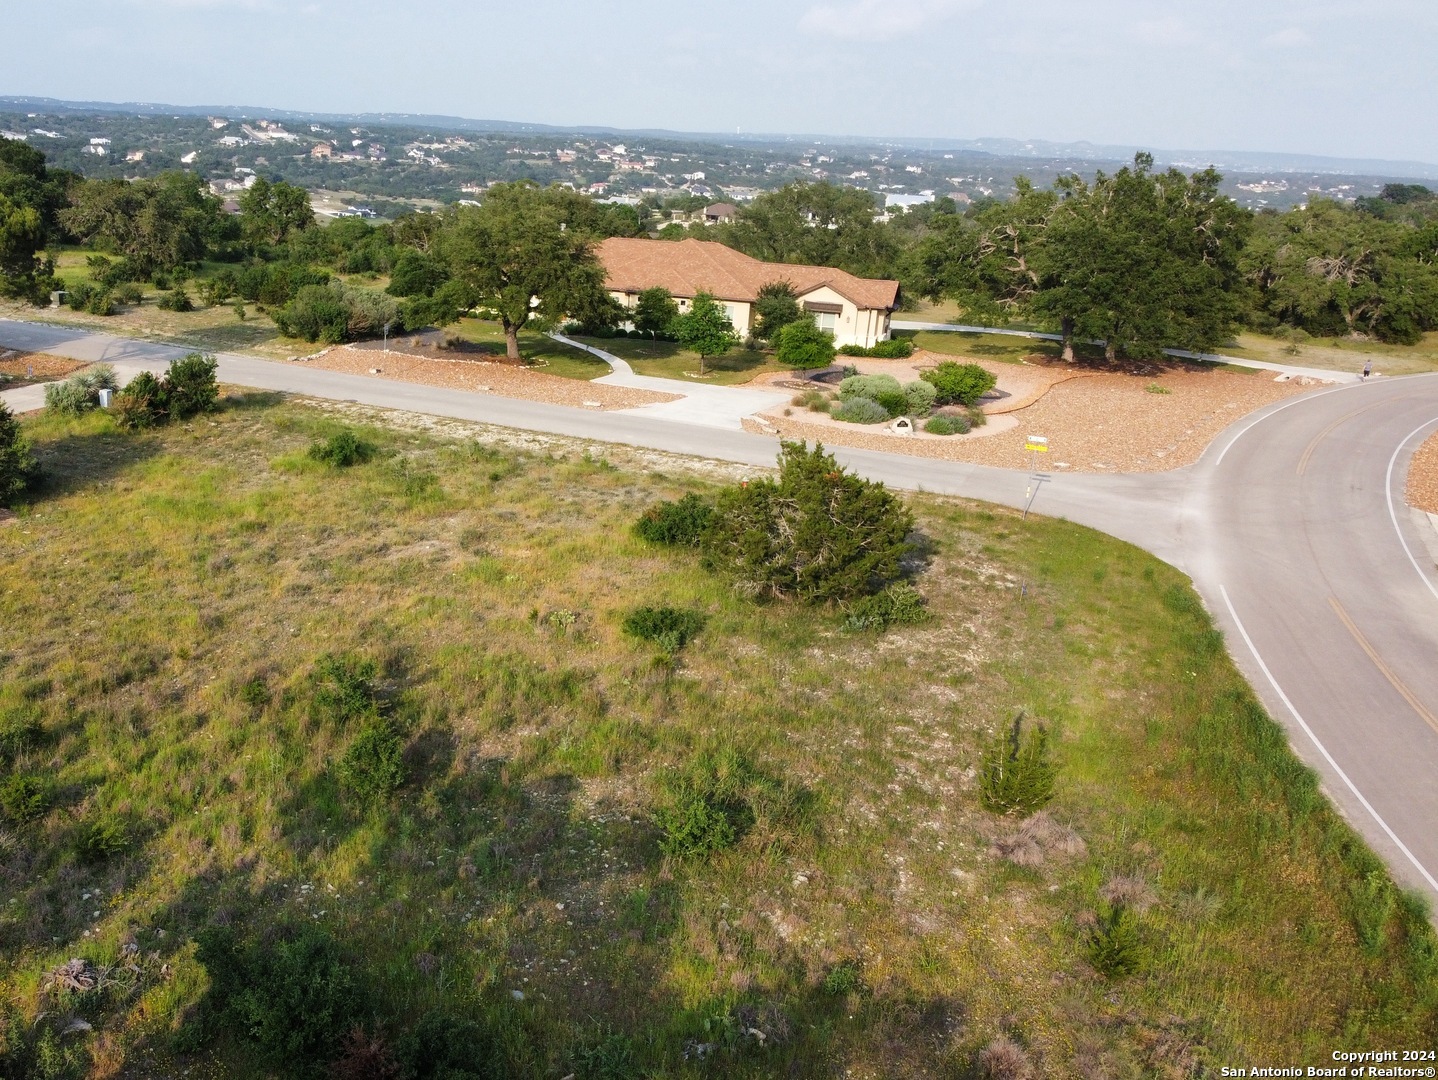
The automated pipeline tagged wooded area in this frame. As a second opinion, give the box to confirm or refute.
[3,136,1436,359]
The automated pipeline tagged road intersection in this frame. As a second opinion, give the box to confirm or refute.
[4,316,1437,904]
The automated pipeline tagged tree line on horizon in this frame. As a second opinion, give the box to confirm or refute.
[2,134,1436,361]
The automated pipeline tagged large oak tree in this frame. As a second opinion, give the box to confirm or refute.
[1031,153,1251,361]
[436,182,615,361]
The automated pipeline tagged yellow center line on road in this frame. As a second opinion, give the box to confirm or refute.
[1329,596,1438,737]
[1296,401,1389,476]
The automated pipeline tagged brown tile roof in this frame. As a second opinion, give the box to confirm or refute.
[597,236,899,311]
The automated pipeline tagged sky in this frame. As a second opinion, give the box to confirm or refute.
[7,0,1438,165]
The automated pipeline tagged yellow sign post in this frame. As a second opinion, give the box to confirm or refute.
[1023,436,1049,520]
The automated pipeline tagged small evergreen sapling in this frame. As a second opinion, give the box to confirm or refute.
[978,711,1056,817]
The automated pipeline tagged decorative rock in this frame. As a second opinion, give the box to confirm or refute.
[889,416,914,436]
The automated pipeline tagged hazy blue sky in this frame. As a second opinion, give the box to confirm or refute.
[8,0,1437,163]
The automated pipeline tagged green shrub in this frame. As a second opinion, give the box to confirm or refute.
[1086,904,1147,978]
[156,286,194,312]
[830,397,890,424]
[238,678,270,709]
[0,402,38,508]
[195,924,365,1068]
[978,712,1056,817]
[395,1011,499,1079]
[0,705,41,761]
[873,389,909,416]
[632,493,715,546]
[0,773,55,823]
[704,442,914,603]
[74,816,129,862]
[922,361,996,406]
[573,1027,637,1080]
[837,373,902,400]
[163,352,219,419]
[308,430,378,467]
[842,583,928,632]
[66,282,94,311]
[1350,870,1397,956]
[337,719,406,805]
[43,364,116,415]
[113,370,169,430]
[44,379,93,415]
[112,282,144,306]
[197,277,234,307]
[774,317,836,369]
[923,414,970,436]
[151,271,171,291]
[84,288,116,316]
[838,339,914,358]
[621,606,706,652]
[902,380,937,415]
[310,653,379,724]
[653,746,762,859]
[275,282,400,344]
[822,960,863,995]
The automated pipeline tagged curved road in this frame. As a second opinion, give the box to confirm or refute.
[4,317,1437,902]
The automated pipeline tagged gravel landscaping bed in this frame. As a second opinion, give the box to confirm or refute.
[295,344,680,410]
[0,351,88,390]
[1407,429,1438,514]
[750,361,1313,473]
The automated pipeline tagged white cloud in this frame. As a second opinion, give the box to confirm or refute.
[798,0,980,42]
[124,0,284,9]
[1264,26,1312,48]
[1130,16,1197,47]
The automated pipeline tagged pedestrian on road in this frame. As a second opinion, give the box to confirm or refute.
[1363,360,1373,380]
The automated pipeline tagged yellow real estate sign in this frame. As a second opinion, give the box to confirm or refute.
[1025,435,1049,453]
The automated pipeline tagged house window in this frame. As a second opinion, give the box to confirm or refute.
[804,300,842,335]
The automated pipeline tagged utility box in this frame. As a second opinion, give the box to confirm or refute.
[97,388,112,408]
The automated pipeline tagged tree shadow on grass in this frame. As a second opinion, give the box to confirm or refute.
[27,429,165,501]
[219,390,285,413]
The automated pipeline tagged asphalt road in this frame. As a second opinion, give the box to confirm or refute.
[4,316,1437,903]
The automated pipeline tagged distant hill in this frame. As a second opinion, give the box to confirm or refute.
[5,94,1436,181]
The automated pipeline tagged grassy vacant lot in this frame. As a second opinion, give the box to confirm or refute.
[0,400,1434,1077]
[572,336,786,385]
[1223,330,1438,376]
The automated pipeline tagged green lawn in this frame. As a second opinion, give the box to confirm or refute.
[574,336,787,385]
[0,398,1433,1077]
[448,318,611,380]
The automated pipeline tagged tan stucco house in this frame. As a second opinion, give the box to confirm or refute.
[596,237,900,349]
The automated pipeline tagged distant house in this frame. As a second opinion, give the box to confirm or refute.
[703,202,738,224]
[125,150,145,163]
[310,142,334,160]
[597,236,899,349]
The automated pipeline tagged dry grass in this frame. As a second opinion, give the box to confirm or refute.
[0,397,1433,1077]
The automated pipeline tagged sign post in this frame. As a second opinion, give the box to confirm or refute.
[1023,435,1050,520]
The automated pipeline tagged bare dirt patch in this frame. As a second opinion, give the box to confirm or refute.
[1407,429,1438,514]
[753,354,1313,473]
[0,351,87,389]
[295,343,680,411]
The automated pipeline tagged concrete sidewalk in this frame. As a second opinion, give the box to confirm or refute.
[549,331,790,430]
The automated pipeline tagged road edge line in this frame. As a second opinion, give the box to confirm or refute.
[1384,417,1438,607]
[1219,583,1438,894]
